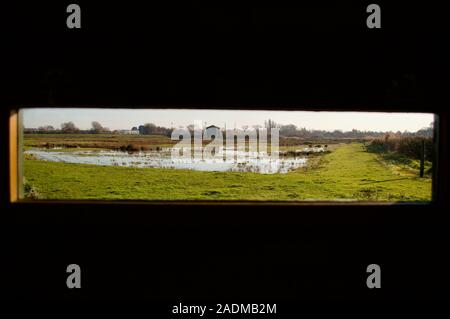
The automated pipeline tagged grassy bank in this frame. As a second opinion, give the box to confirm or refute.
[23,143,431,201]
[23,133,176,151]
[365,136,433,176]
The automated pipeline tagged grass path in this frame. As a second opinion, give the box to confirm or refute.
[23,143,432,201]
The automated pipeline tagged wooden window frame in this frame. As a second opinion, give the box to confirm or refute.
[8,107,441,206]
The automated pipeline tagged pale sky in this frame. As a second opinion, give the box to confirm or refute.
[22,108,434,132]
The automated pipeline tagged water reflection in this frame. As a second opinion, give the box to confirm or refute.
[25,148,312,174]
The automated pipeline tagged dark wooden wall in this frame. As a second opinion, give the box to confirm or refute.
[1,1,448,311]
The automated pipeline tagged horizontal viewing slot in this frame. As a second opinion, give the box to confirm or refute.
[14,108,435,203]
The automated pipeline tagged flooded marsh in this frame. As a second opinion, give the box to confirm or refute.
[24,146,327,174]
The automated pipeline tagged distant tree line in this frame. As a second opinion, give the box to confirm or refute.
[24,119,434,139]
[278,125,433,139]
[24,121,172,136]
[137,123,172,136]
[273,119,434,139]
[24,121,111,134]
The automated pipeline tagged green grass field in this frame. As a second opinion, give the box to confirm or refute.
[23,143,432,201]
[23,133,343,152]
[23,133,176,151]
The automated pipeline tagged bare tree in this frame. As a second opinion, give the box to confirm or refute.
[186,124,195,133]
[91,121,104,133]
[37,125,55,133]
[264,119,278,129]
[61,121,79,133]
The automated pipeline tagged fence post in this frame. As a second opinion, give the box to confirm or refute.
[419,139,425,178]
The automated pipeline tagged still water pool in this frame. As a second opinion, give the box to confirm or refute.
[25,148,314,174]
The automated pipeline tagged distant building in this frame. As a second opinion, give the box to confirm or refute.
[205,125,221,131]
